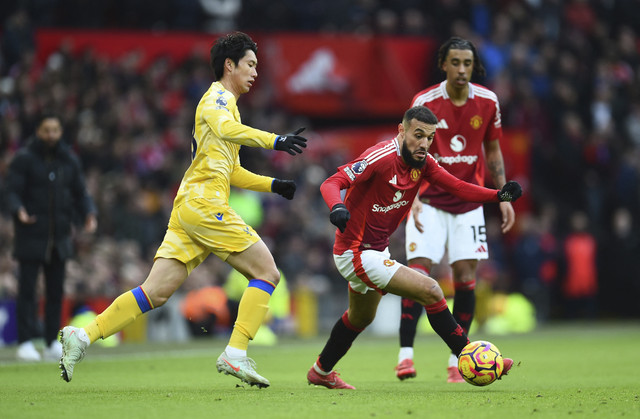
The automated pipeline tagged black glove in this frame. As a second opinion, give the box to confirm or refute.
[329,203,350,233]
[274,127,307,155]
[497,180,522,202]
[272,179,296,200]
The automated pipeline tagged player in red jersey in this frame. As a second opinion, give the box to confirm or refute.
[396,37,516,383]
[306,106,521,389]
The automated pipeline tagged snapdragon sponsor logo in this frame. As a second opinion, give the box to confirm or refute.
[433,153,479,165]
[372,191,409,213]
[450,135,466,152]
[372,200,410,213]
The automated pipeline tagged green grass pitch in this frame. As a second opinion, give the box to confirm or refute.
[1,322,638,418]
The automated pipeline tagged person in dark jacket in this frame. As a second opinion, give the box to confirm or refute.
[6,114,97,362]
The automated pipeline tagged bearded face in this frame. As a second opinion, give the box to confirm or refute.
[37,118,63,150]
[401,139,427,169]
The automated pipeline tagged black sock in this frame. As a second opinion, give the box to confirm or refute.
[317,311,363,372]
[425,298,469,356]
[452,281,475,335]
[399,264,430,348]
[399,298,423,347]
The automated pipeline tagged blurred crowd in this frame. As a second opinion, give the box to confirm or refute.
[1,0,640,325]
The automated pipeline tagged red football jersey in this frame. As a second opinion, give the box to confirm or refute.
[411,81,503,214]
[321,138,500,254]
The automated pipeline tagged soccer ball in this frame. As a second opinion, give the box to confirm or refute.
[457,340,504,386]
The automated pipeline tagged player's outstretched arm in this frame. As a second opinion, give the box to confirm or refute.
[274,127,308,155]
[496,181,522,202]
[429,162,523,204]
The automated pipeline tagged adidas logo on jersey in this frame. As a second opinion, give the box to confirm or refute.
[436,119,449,129]
[389,175,397,185]
[475,244,487,253]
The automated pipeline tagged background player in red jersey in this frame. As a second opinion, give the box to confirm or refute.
[306,106,521,389]
[396,37,516,383]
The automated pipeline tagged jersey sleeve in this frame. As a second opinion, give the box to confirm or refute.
[230,164,273,192]
[426,157,499,203]
[410,87,429,107]
[320,171,350,210]
[203,101,277,149]
[488,96,503,141]
[320,147,380,210]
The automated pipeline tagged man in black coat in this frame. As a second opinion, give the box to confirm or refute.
[6,114,97,362]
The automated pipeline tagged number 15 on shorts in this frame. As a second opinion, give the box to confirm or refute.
[470,225,486,243]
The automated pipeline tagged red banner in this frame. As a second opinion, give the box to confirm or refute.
[36,29,214,69]
[263,34,436,117]
[35,29,436,118]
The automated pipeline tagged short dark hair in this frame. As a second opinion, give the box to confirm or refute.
[403,106,438,126]
[35,112,62,129]
[437,36,486,78]
[210,32,258,80]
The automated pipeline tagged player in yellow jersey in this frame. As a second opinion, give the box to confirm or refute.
[58,32,308,388]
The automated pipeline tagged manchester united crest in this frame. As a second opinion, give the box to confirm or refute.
[383,259,395,267]
[470,115,483,129]
[410,169,420,182]
[409,242,417,252]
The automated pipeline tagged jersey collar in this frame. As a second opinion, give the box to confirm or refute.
[439,80,475,100]
[392,137,401,155]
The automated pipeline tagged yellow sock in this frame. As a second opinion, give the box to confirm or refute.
[84,321,102,344]
[228,279,275,350]
[86,286,153,344]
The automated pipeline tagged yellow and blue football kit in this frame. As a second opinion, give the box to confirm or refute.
[156,81,277,272]
[86,82,280,349]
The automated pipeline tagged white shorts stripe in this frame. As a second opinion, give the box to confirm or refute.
[333,248,402,294]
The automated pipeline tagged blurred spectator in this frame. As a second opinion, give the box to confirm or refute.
[1,9,35,76]
[5,114,97,360]
[598,207,640,318]
[511,211,558,323]
[560,211,598,319]
[199,0,241,32]
[181,285,234,336]
[401,8,427,36]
